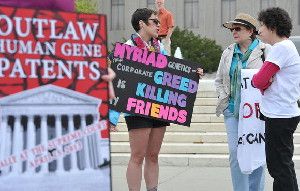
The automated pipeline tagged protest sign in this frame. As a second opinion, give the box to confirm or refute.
[110,42,200,126]
[237,69,266,174]
[0,6,110,191]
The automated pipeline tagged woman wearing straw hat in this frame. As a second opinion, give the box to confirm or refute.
[252,7,300,191]
[215,13,269,191]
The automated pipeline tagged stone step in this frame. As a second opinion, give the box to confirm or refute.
[111,142,300,155]
[111,142,229,154]
[295,133,300,143]
[118,114,224,123]
[166,123,225,132]
[197,91,217,98]
[111,153,300,168]
[115,122,300,133]
[194,97,217,106]
[197,80,216,91]
[194,114,224,123]
[193,106,216,114]
[111,132,300,144]
[115,122,225,132]
[111,153,229,167]
[111,132,228,143]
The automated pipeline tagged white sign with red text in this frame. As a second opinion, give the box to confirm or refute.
[237,69,266,174]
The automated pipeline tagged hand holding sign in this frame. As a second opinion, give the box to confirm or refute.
[110,42,201,126]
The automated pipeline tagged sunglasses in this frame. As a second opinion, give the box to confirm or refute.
[230,27,242,32]
[148,18,160,25]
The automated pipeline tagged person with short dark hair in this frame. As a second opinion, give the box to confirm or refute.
[110,8,169,191]
[252,7,300,191]
[109,8,203,191]
[215,13,270,191]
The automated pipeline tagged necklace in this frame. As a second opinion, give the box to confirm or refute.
[131,33,160,52]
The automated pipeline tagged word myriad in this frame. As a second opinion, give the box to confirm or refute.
[114,42,168,69]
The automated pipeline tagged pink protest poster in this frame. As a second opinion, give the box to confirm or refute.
[0,6,111,191]
[110,42,200,127]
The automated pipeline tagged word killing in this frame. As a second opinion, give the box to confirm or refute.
[136,83,187,107]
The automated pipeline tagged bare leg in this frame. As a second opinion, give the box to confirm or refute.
[144,127,166,190]
[127,128,151,191]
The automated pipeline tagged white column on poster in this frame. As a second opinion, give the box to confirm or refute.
[95,114,103,166]
[0,116,8,174]
[55,114,64,172]
[4,124,12,174]
[68,114,78,171]
[81,114,91,169]
[26,115,36,174]
[40,115,48,173]
[12,115,22,174]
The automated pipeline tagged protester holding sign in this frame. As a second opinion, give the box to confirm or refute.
[110,9,169,191]
[109,8,202,191]
[215,13,270,191]
[252,7,300,191]
[155,0,174,56]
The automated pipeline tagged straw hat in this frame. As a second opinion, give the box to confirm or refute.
[223,13,258,32]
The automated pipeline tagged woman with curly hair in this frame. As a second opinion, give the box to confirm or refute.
[252,7,300,191]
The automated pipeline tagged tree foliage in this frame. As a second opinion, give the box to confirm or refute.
[75,0,99,14]
[171,27,222,73]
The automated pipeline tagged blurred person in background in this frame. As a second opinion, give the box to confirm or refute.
[155,0,174,56]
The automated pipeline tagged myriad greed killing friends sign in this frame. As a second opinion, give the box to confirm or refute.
[110,42,201,126]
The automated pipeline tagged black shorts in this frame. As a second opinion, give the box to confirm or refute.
[125,116,170,131]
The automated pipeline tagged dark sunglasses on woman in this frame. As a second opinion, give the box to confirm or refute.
[230,27,242,32]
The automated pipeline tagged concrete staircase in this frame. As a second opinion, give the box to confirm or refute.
[110,80,300,167]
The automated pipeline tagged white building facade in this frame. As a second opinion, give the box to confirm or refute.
[99,0,300,50]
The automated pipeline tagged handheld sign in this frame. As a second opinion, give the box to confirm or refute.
[0,6,111,191]
[110,42,200,126]
[237,69,266,174]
